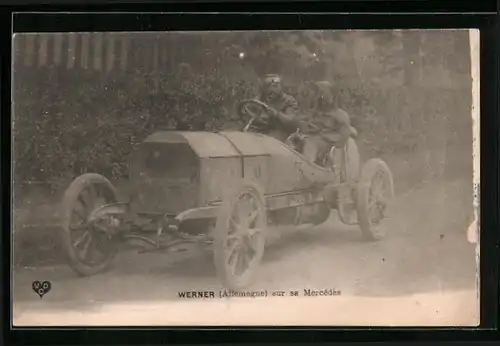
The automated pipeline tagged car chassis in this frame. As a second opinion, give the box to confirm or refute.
[59,99,395,290]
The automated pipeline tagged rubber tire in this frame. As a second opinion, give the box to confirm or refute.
[60,173,119,276]
[356,159,395,241]
[335,138,361,225]
[213,180,267,291]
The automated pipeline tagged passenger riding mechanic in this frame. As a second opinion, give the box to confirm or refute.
[255,74,300,142]
[262,79,357,167]
[299,81,358,166]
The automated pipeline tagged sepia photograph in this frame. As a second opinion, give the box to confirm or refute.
[11,29,479,326]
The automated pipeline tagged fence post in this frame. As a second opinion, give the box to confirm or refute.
[24,34,35,67]
[81,33,90,69]
[67,33,77,69]
[106,33,115,73]
[38,33,49,67]
[120,35,128,71]
[53,33,63,66]
[93,32,103,71]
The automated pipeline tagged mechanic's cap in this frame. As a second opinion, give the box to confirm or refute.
[264,74,281,85]
[314,80,334,90]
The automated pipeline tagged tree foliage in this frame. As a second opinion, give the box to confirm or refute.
[13,30,472,197]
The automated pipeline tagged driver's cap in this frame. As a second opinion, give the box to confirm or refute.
[264,74,281,86]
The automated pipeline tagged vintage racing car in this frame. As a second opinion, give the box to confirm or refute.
[59,99,395,290]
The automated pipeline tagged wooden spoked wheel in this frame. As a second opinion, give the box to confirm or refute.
[213,180,267,291]
[60,173,119,276]
[356,159,395,241]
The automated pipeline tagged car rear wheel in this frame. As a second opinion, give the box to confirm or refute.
[60,173,119,276]
[213,180,267,291]
[356,159,395,241]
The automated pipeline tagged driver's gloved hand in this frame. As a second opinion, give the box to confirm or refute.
[252,117,271,130]
[266,107,279,118]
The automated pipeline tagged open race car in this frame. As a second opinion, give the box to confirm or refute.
[59,99,395,290]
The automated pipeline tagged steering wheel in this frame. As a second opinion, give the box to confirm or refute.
[237,99,275,132]
[237,98,325,138]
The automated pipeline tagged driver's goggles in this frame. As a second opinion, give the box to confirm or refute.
[264,76,281,85]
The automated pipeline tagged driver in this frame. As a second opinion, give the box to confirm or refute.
[257,74,300,142]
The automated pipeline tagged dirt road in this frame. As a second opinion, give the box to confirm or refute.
[12,178,479,326]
